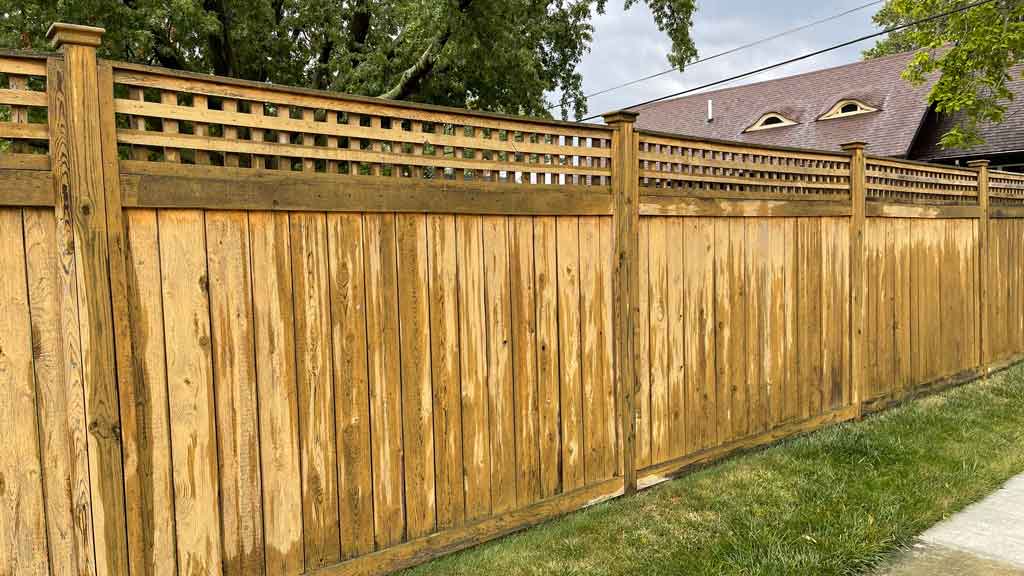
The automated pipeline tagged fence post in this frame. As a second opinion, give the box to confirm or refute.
[46,23,130,574]
[968,159,990,371]
[604,110,640,495]
[842,142,867,418]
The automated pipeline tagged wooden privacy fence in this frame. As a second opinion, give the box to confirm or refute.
[2,23,1024,576]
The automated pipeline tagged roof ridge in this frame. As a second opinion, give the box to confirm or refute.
[633,47,921,112]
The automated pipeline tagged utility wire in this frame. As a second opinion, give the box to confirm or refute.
[549,0,885,112]
[581,0,997,122]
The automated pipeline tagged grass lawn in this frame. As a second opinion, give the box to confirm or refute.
[401,364,1024,576]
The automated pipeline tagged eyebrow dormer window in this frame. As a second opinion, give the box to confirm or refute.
[744,112,797,132]
[820,99,878,120]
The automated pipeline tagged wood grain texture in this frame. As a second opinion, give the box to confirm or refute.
[482,216,516,513]
[205,211,265,575]
[533,216,563,499]
[326,214,375,559]
[555,217,585,490]
[123,210,177,576]
[290,212,342,569]
[457,215,492,521]
[158,209,223,575]
[426,214,466,530]
[0,209,49,575]
[510,217,542,505]
[249,211,305,574]
[363,213,406,546]
[49,48,130,575]
[396,213,438,539]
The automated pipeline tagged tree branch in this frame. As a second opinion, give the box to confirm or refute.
[379,0,472,100]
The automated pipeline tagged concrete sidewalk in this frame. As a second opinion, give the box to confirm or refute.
[880,474,1024,575]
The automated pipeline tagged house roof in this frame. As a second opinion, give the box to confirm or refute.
[911,65,1024,161]
[632,50,936,158]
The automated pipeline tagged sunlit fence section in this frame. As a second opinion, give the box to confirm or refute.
[2,25,1023,576]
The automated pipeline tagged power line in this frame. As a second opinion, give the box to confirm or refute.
[549,0,885,112]
[581,0,997,122]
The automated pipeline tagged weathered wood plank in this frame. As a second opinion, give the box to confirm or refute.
[206,211,265,575]
[122,210,177,576]
[290,212,343,568]
[456,216,491,521]
[647,218,670,464]
[682,217,717,450]
[482,216,516,512]
[396,213,438,539]
[665,217,686,458]
[0,208,49,575]
[426,214,466,529]
[49,44,130,575]
[362,213,407,546]
[580,216,616,482]
[635,218,652,469]
[640,197,852,218]
[533,216,562,498]
[158,209,223,574]
[509,216,542,504]
[249,211,305,573]
[119,169,614,216]
[797,219,822,419]
[326,213,375,559]
[24,207,98,576]
[555,217,585,490]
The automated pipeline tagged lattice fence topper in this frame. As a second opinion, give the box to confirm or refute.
[110,64,613,186]
[990,170,1024,207]
[0,55,49,160]
[866,158,980,205]
[637,132,852,199]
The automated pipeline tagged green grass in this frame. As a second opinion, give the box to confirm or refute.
[402,364,1024,576]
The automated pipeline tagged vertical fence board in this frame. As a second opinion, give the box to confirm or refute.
[397,213,437,539]
[636,218,652,468]
[427,214,466,530]
[0,208,49,575]
[326,214,375,559]
[647,218,670,464]
[291,212,342,568]
[249,211,304,574]
[534,217,562,498]
[158,209,223,575]
[123,210,178,576]
[457,215,492,521]
[510,217,541,505]
[363,213,406,546]
[24,208,96,576]
[206,211,265,575]
[555,217,585,490]
[666,218,686,457]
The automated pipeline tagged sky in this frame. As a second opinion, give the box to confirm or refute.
[565,0,886,119]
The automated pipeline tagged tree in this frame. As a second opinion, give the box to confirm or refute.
[0,0,697,120]
[866,0,1024,149]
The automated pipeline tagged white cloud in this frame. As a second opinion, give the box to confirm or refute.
[561,0,884,117]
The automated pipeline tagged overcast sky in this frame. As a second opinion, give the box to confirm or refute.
[567,0,885,118]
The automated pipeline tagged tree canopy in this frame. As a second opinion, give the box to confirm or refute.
[1,0,696,120]
[866,0,1024,149]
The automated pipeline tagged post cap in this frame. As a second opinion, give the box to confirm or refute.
[966,159,990,168]
[47,23,105,49]
[602,110,640,125]
[840,141,867,152]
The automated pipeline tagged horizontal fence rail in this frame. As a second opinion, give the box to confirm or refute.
[2,25,1024,576]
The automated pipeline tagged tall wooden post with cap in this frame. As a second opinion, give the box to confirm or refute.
[842,141,867,418]
[968,159,991,371]
[604,110,640,494]
[47,22,130,574]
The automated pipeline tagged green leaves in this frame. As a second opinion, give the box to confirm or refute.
[866,0,1024,149]
[0,0,697,120]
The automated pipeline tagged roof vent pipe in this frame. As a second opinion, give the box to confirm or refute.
[707,99,713,123]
